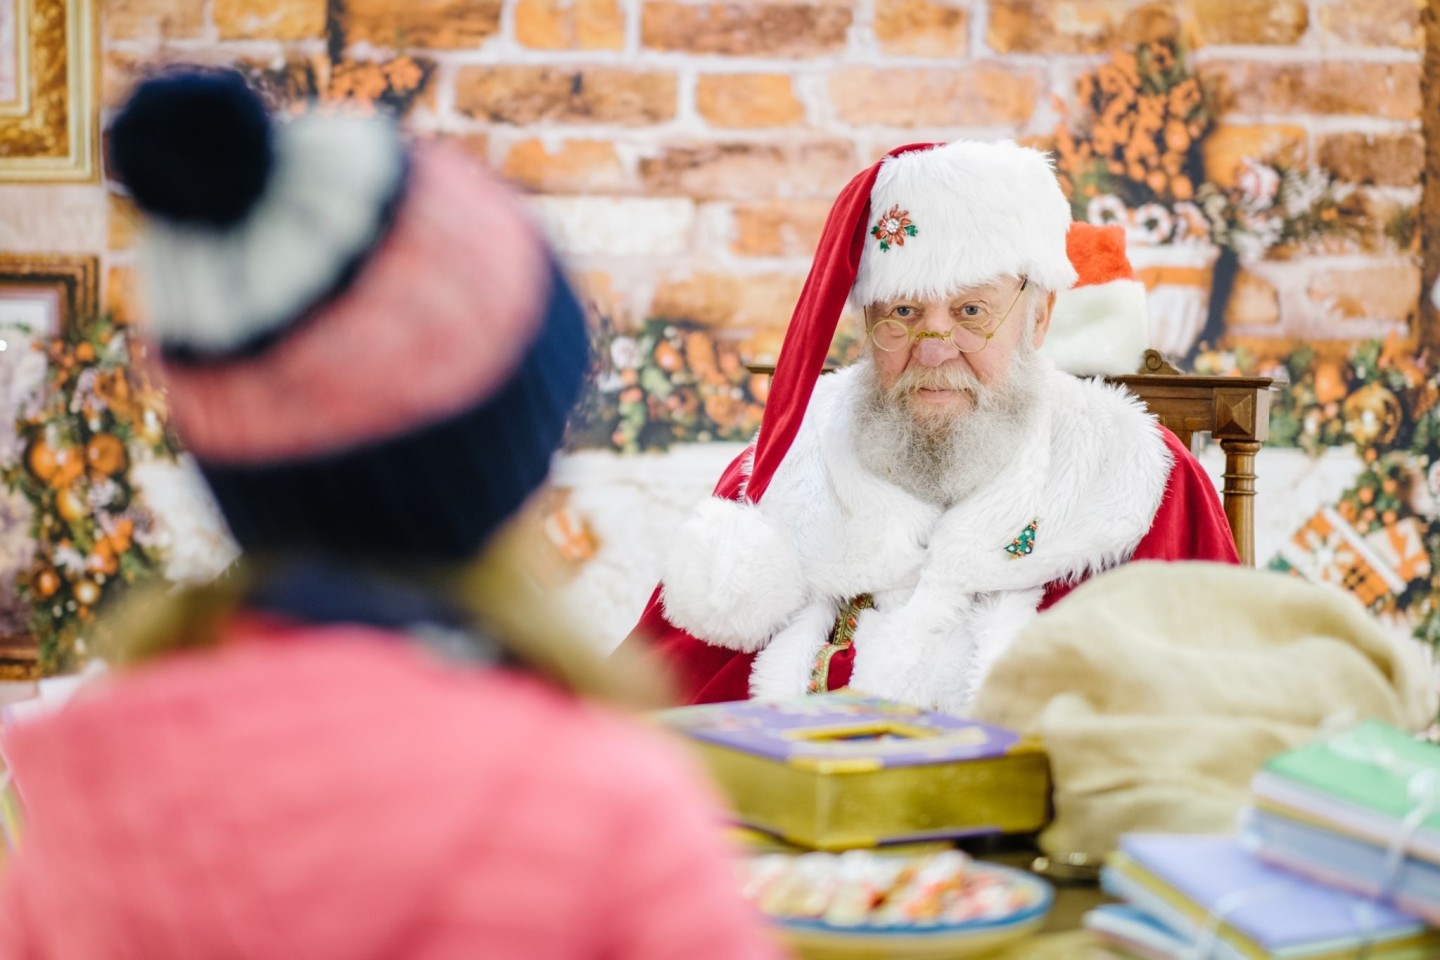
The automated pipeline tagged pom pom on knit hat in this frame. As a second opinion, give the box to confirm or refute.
[110,67,589,563]
[111,69,407,361]
[1040,222,1150,377]
[109,70,274,228]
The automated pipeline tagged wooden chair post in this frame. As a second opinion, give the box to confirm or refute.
[1220,440,1262,566]
[1109,352,1275,566]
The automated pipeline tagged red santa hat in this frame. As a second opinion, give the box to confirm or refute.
[746,140,1078,502]
[1038,223,1149,377]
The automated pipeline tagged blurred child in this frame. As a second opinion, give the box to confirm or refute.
[0,69,780,960]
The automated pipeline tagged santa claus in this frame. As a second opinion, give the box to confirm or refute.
[619,140,1239,713]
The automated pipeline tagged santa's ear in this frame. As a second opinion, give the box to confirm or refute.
[1031,290,1057,350]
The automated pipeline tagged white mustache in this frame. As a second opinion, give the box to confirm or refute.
[888,365,984,399]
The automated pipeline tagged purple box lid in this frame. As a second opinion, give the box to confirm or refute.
[658,693,1025,768]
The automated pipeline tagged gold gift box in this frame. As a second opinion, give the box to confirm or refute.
[659,692,1050,850]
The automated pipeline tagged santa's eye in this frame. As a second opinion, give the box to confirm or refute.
[960,303,985,318]
[892,305,917,319]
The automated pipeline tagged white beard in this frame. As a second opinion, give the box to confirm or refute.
[852,349,1045,507]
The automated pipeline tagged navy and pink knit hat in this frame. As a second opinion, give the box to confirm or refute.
[109,69,588,562]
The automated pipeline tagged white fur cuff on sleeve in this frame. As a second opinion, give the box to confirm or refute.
[659,497,807,652]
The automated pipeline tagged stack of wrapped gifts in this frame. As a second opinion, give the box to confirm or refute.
[1245,720,1440,924]
[1089,834,1440,959]
[1087,721,1440,959]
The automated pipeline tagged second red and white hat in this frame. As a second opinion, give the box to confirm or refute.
[1040,223,1150,377]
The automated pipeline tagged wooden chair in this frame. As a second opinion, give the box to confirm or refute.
[747,350,1277,565]
[1108,350,1277,566]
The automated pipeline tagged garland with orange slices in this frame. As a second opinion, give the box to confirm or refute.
[2,313,179,675]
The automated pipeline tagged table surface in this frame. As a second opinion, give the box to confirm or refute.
[991,930,1116,959]
[978,845,1120,959]
[0,854,1120,960]
[0,833,1123,958]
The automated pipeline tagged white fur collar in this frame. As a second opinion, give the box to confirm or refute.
[659,360,1174,713]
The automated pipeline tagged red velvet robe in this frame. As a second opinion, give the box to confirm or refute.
[619,426,1239,705]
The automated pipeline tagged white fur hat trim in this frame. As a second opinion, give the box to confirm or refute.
[852,140,1078,309]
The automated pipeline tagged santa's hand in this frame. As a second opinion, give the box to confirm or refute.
[660,497,806,652]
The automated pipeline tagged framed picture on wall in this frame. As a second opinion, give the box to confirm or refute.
[0,0,96,181]
[0,253,95,333]
[0,254,94,677]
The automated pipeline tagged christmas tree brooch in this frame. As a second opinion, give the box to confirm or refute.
[1005,519,1038,559]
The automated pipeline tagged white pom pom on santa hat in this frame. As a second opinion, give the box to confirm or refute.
[1040,223,1150,377]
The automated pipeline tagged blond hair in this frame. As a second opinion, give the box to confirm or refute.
[106,516,669,711]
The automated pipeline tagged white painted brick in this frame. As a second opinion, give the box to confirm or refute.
[527,196,695,256]
[0,186,108,254]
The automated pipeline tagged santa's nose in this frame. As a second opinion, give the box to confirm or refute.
[915,336,958,367]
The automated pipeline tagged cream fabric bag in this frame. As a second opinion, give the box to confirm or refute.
[970,561,1437,859]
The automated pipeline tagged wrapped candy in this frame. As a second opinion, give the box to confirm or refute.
[823,851,903,927]
[738,849,1038,930]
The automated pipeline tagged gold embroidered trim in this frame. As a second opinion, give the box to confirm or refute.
[807,593,874,694]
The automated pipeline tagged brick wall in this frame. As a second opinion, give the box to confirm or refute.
[3,0,1426,363]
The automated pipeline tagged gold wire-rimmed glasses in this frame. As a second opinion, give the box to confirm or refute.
[866,277,1030,354]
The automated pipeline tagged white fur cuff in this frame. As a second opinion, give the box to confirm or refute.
[659,497,807,652]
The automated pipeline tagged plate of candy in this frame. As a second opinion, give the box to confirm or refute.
[740,848,1053,959]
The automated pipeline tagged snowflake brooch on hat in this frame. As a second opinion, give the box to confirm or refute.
[870,205,917,251]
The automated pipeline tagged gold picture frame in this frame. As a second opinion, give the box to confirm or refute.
[0,254,95,678]
[0,0,96,181]
[0,253,96,326]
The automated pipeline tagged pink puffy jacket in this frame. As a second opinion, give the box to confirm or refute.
[0,617,782,960]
